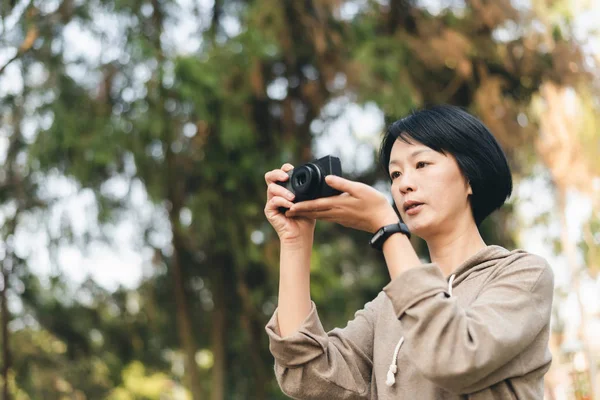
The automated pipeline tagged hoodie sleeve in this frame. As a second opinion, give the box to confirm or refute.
[382,255,554,395]
[265,294,383,399]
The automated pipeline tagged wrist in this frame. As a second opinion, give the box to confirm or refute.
[280,236,314,250]
[372,210,400,233]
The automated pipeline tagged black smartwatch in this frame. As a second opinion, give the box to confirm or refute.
[369,222,411,251]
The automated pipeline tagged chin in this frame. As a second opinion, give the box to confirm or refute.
[404,217,434,238]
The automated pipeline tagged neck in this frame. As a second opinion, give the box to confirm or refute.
[425,217,486,277]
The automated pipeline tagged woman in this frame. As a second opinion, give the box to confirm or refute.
[263,105,554,399]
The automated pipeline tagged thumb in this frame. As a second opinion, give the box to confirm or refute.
[325,175,357,195]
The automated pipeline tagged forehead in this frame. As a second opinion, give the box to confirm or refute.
[389,139,434,163]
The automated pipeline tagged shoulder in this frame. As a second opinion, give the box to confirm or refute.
[350,291,387,319]
[496,248,554,293]
[365,291,388,311]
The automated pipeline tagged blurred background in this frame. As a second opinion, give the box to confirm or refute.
[0,0,599,399]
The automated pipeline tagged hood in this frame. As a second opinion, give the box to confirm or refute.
[449,245,514,286]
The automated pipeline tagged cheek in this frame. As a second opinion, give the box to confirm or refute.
[424,169,469,209]
[390,186,401,208]
[436,174,471,211]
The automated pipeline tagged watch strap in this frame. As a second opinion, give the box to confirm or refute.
[369,222,411,251]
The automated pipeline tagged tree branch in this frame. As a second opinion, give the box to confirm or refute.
[0,25,38,75]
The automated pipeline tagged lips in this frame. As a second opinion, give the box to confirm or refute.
[403,200,424,212]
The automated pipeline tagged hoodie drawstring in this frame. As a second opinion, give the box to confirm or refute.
[448,273,456,297]
[385,336,404,386]
[385,273,456,387]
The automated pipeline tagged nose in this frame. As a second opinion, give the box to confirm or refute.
[396,171,416,195]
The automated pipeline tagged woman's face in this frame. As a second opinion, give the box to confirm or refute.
[388,138,473,239]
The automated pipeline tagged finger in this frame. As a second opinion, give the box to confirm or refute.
[287,209,335,220]
[267,183,295,201]
[289,193,350,212]
[265,169,290,185]
[281,163,294,172]
[325,175,358,195]
[290,199,333,212]
[265,196,295,214]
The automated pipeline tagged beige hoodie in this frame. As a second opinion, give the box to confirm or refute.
[265,245,554,399]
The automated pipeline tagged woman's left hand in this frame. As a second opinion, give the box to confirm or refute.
[285,175,399,233]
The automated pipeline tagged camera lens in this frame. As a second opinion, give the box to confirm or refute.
[291,164,321,196]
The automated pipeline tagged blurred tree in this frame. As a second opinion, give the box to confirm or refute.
[531,80,600,399]
[527,0,600,396]
[0,0,597,399]
[0,3,52,398]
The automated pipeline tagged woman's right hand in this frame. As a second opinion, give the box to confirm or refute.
[264,164,316,245]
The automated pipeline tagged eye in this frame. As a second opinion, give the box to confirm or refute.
[390,171,401,180]
[416,161,429,169]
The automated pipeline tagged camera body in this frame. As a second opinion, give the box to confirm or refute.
[277,155,342,204]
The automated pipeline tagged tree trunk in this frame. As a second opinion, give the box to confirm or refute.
[557,188,599,399]
[205,3,228,397]
[236,279,267,399]
[225,219,269,399]
[169,222,203,399]
[149,0,203,396]
[1,269,11,400]
[166,146,203,399]
[210,267,226,400]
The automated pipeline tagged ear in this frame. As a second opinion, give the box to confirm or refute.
[467,180,473,196]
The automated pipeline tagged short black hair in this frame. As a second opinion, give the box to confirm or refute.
[379,105,512,226]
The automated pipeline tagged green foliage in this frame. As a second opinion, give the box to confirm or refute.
[0,0,595,399]
[107,361,190,400]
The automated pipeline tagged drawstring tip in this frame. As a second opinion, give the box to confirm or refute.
[385,365,397,387]
[386,336,404,387]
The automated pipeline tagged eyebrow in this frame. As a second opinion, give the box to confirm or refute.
[389,149,433,166]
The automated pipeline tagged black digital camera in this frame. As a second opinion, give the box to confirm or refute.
[277,155,343,205]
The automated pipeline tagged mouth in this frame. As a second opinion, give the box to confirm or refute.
[404,202,424,215]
